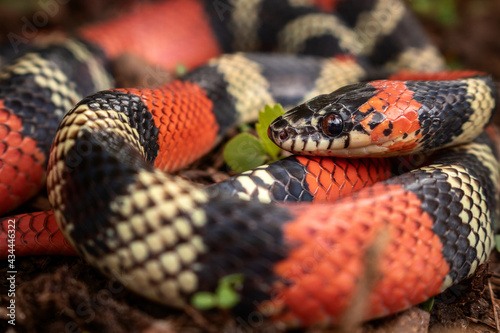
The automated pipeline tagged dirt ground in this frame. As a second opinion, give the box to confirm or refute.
[1,0,500,332]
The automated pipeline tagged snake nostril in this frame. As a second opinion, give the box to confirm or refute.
[278,129,289,142]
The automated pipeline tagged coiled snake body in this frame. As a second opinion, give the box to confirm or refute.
[0,0,499,327]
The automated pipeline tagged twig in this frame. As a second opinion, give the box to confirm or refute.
[488,280,500,333]
[337,228,390,333]
[184,305,219,333]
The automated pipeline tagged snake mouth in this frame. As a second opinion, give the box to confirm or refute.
[269,122,395,156]
[302,145,390,157]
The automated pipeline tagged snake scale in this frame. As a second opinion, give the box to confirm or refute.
[0,0,499,328]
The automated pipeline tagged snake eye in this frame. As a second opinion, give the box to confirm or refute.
[321,114,344,137]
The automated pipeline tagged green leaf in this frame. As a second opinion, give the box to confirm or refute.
[216,285,241,309]
[238,123,252,132]
[175,63,187,76]
[223,133,267,173]
[447,60,463,70]
[191,292,217,310]
[436,0,458,26]
[411,0,432,14]
[190,274,245,310]
[224,104,285,172]
[420,297,435,312]
[215,274,244,309]
[495,235,500,253]
[219,274,244,287]
[410,0,458,27]
[255,104,285,160]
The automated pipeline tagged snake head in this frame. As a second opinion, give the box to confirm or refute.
[269,82,387,157]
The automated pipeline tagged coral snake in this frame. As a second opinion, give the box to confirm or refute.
[0,0,499,328]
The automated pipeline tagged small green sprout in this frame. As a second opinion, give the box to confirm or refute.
[420,296,435,312]
[410,0,459,26]
[191,274,244,310]
[223,104,285,173]
[175,63,187,77]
